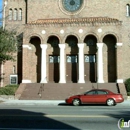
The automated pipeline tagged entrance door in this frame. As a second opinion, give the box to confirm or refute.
[84,54,96,82]
[66,55,78,83]
[49,55,59,83]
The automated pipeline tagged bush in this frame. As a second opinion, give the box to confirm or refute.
[0,85,19,95]
[127,92,130,96]
[125,78,130,92]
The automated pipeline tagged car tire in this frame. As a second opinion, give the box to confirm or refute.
[106,98,115,106]
[72,99,81,106]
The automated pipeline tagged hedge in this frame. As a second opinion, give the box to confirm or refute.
[0,85,19,95]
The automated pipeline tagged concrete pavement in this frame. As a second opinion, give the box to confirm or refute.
[0,98,129,106]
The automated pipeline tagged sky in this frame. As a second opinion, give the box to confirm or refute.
[0,0,3,26]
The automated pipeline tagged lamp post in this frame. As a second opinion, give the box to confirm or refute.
[3,1,7,30]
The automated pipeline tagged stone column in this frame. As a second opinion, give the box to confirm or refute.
[97,43,104,83]
[59,44,66,83]
[116,43,123,83]
[78,43,85,83]
[40,44,48,83]
[22,45,32,83]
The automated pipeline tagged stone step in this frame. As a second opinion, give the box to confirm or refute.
[15,83,121,100]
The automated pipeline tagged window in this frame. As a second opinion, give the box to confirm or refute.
[97,90,108,95]
[85,90,96,95]
[126,4,130,16]
[19,8,22,21]
[14,8,17,20]
[9,9,13,20]
[84,55,96,63]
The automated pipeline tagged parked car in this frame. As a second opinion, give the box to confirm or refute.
[65,89,124,106]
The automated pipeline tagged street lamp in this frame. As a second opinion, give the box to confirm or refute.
[3,1,7,30]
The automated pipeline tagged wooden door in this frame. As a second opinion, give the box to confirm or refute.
[84,55,96,82]
[66,55,78,83]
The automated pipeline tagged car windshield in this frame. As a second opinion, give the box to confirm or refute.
[84,90,96,95]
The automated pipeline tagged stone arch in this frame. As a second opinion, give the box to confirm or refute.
[103,34,117,82]
[47,35,60,83]
[82,32,99,43]
[46,34,61,44]
[26,33,43,44]
[101,32,120,43]
[63,33,80,43]
[83,34,97,83]
[65,34,79,83]
[29,36,42,83]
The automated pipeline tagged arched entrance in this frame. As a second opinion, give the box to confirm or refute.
[84,35,97,82]
[103,34,117,82]
[30,36,41,82]
[65,35,78,83]
[47,36,60,83]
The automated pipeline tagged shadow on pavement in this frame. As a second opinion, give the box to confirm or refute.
[0,109,79,129]
[58,102,108,106]
[106,110,130,121]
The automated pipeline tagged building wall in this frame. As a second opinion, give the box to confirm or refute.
[2,0,130,86]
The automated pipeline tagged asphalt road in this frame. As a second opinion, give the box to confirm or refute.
[0,103,129,130]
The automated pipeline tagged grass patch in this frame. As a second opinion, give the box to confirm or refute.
[0,85,19,95]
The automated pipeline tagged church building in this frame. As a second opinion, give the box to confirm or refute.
[1,0,129,99]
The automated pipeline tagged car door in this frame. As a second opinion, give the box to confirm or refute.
[95,90,108,103]
[80,90,97,103]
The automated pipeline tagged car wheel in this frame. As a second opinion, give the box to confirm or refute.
[72,99,81,106]
[106,98,115,106]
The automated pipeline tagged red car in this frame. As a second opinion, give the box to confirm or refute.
[65,89,124,106]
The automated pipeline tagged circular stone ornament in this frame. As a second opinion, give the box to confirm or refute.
[62,0,83,12]
[59,0,85,15]
[42,30,46,34]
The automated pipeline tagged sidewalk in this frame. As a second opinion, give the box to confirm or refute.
[0,100,65,106]
[0,98,129,106]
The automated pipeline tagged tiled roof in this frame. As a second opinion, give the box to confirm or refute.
[27,17,122,25]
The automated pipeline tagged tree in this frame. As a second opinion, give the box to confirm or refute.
[0,27,19,62]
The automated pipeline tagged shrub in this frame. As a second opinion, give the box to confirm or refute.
[125,78,130,92]
[0,85,19,95]
[127,92,130,96]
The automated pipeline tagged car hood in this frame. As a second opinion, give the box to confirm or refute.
[69,95,81,99]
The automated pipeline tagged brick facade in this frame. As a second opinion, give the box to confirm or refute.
[1,0,130,86]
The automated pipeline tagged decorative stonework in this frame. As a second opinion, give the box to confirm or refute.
[58,0,85,15]
[27,17,122,27]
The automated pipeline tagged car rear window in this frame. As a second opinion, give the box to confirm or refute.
[97,90,108,95]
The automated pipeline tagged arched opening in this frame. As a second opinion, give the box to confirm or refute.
[65,35,78,83]
[84,35,97,82]
[47,36,60,83]
[9,9,13,20]
[103,34,117,82]
[14,8,18,20]
[30,36,41,83]
[19,8,22,21]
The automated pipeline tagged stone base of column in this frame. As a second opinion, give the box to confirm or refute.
[59,80,66,83]
[22,80,32,83]
[97,79,104,83]
[40,79,47,83]
[78,79,85,83]
[116,79,123,83]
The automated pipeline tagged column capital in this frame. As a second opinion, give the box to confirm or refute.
[78,43,85,48]
[116,79,124,83]
[22,45,32,50]
[40,44,48,49]
[116,43,123,47]
[59,43,66,49]
[97,43,103,48]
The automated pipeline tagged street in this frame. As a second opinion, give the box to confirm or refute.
[0,102,129,130]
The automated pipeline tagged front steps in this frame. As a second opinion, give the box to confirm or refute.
[15,83,127,100]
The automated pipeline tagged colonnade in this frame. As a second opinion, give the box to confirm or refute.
[22,43,123,83]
